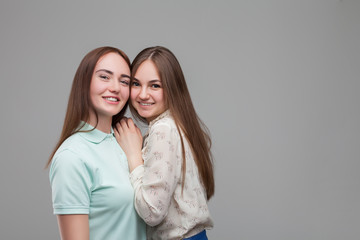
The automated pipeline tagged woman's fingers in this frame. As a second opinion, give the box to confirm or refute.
[126,118,136,130]
[136,126,141,136]
[120,118,128,128]
[115,118,142,138]
[116,118,129,133]
[114,127,119,137]
[120,118,139,133]
[115,122,123,135]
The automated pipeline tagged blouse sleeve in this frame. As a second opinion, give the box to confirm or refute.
[49,149,92,215]
[129,122,181,226]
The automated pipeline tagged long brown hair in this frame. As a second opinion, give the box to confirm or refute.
[130,46,214,199]
[46,46,130,168]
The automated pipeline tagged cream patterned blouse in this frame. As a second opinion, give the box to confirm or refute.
[129,110,213,240]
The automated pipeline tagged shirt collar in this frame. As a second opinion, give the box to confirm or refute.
[78,121,114,144]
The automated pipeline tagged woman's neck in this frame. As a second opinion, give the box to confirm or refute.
[88,112,112,133]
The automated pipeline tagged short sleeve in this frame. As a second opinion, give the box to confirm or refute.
[49,149,92,215]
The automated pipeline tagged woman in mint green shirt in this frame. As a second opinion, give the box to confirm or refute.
[47,46,146,240]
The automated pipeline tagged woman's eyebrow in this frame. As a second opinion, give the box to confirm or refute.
[133,77,160,82]
[149,79,161,83]
[121,74,130,79]
[96,70,130,79]
[95,69,113,75]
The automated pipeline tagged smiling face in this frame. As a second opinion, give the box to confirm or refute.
[131,60,167,123]
[89,52,130,124]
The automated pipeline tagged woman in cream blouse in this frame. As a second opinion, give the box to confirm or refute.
[115,46,214,240]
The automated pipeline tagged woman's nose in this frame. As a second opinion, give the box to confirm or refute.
[139,87,149,99]
[109,80,120,93]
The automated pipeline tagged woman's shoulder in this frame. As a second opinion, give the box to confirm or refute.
[151,111,176,128]
[50,134,92,174]
[148,114,184,144]
[59,131,84,148]
[150,113,177,134]
[52,132,89,161]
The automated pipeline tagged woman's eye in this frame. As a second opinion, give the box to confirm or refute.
[100,75,109,80]
[152,84,161,88]
[120,80,129,86]
[132,82,140,87]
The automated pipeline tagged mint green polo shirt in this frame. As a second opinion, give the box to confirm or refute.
[49,122,146,240]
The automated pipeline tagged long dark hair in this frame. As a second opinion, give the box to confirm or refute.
[130,46,214,199]
[46,46,130,168]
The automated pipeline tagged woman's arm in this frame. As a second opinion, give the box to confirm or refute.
[115,119,180,226]
[57,214,89,240]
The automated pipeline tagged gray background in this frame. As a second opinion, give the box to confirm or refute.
[1,0,359,239]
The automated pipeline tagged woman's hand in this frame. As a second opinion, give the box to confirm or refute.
[114,118,144,172]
